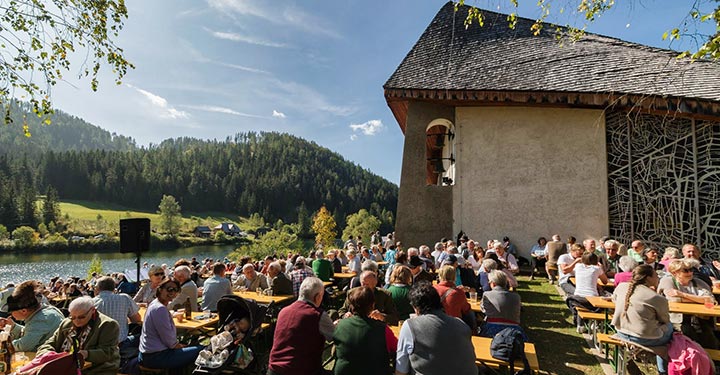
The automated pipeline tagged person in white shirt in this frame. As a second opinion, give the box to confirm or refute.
[557,244,583,295]
[487,241,518,274]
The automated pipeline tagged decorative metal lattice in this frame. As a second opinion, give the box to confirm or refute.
[606,111,720,258]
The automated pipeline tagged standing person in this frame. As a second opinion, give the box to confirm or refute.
[36,296,121,375]
[396,281,476,375]
[544,234,566,284]
[138,279,203,374]
[134,265,166,305]
[93,276,141,371]
[169,266,199,312]
[0,280,64,351]
[612,265,672,375]
[200,263,233,312]
[268,277,334,375]
[312,250,334,282]
[333,286,397,375]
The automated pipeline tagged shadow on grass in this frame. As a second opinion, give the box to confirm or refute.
[514,277,605,375]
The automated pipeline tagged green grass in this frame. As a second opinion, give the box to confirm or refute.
[58,199,239,232]
[517,276,606,375]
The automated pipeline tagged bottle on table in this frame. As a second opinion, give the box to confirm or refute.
[184,297,192,320]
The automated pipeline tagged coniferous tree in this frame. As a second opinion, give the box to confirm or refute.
[41,185,60,225]
[18,185,37,228]
[296,201,311,238]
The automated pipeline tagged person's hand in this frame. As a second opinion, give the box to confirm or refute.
[665,289,681,298]
[0,317,14,329]
[78,350,89,360]
[173,342,186,349]
[369,309,385,321]
[342,311,353,319]
[713,260,720,271]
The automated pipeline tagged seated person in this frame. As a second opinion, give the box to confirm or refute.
[612,265,672,374]
[139,279,203,374]
[0,280,64,351]
[339,271,399,326]
[134,265,166,305]
[387,265,413,321]
[36,296,120,375]
[529,237,548,280]
[395,281,476,375]
[657,258,718,349]
[567,251,608,333]
[614,256,639,286]
[266,261,294,296]
[200,263,233,312]
[479,270,525,339]
[433,265,471,320]
[558,244,583,295]
[233,264,269,292]
[348,260,378,289]
[333,286,397,375]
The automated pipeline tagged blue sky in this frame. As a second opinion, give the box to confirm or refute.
[49,1,715,185]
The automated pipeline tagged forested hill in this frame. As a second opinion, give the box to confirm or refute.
[0,132,398,229]
[0,101,137,153]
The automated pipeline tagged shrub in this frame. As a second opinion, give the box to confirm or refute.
[12,226,37,249]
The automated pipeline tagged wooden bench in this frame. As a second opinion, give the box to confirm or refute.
[472,336,540,374]
[577,310,613,348]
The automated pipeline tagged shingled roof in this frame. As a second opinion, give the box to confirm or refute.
[385,2,720,103]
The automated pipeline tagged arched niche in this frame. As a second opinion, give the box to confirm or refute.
[425,118,455,186]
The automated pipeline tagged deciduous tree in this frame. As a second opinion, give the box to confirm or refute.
[342,209,381,242]
[157,194,182,237]
[1,1,133,133]
[312,205,337,250]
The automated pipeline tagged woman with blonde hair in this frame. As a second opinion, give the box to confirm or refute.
[612,265,672,374]
[657,258,718,349]
[387,265,413,320]
[659,247,681,268]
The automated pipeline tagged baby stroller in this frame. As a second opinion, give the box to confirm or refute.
[193,295,269,375]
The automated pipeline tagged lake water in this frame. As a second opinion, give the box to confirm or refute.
[0,244,237,286]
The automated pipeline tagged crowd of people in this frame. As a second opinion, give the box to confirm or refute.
[2,230,719,374]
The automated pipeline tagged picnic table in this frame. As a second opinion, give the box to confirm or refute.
[332,272,357,279]
[137,307,219,330]
[388,325,540,373]
[233,290,295,305]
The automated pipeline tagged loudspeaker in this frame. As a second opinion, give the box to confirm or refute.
[120,218,150,253]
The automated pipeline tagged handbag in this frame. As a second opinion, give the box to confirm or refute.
[16,351,83,375]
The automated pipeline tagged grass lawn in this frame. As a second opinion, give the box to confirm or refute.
[58,199,238,228]
[517,275,606,375]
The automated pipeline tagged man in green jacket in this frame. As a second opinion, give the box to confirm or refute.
[311,250,334,282]
[338,271,399,326]
[37,296,120,375]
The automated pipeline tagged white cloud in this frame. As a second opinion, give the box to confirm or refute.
[350,119,384,136]
[126,84,189,119]
[216,61,270,75]
[267,79,357,117]
[272,110,286,119]
[207,0,340,39]
[183,104,267,119]
[350,134,358,141]
[207,29,288,48]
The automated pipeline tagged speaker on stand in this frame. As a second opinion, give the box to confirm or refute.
[120,218,151,284]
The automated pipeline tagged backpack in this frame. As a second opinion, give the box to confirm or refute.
[490,327,531,375]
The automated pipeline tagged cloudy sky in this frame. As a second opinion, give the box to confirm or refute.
[48,0,714,184]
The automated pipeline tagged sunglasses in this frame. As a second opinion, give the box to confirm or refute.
[163,287,179,293]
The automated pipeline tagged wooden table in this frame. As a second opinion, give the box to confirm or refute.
[470,299,482,313]
[377,261,388,266]
[332,272,357,279]
[233,291,294,305]
[11,352,92,372]
[138,307,219,330]
[389,325,539,372]
[587,296,720,317]
[323,281,333,288]
[570,277,614,288]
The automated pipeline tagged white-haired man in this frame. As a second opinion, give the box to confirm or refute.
[233,263,269,292]
[268,277,334,375]
[170,265,199,312]
[36,296,120,374]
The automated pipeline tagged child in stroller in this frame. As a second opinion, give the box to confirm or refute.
[193,295,269,375]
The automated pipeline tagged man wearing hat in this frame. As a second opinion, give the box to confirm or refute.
[0,280,64,351]
[409,256,435,284]
[134,264,166,305]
